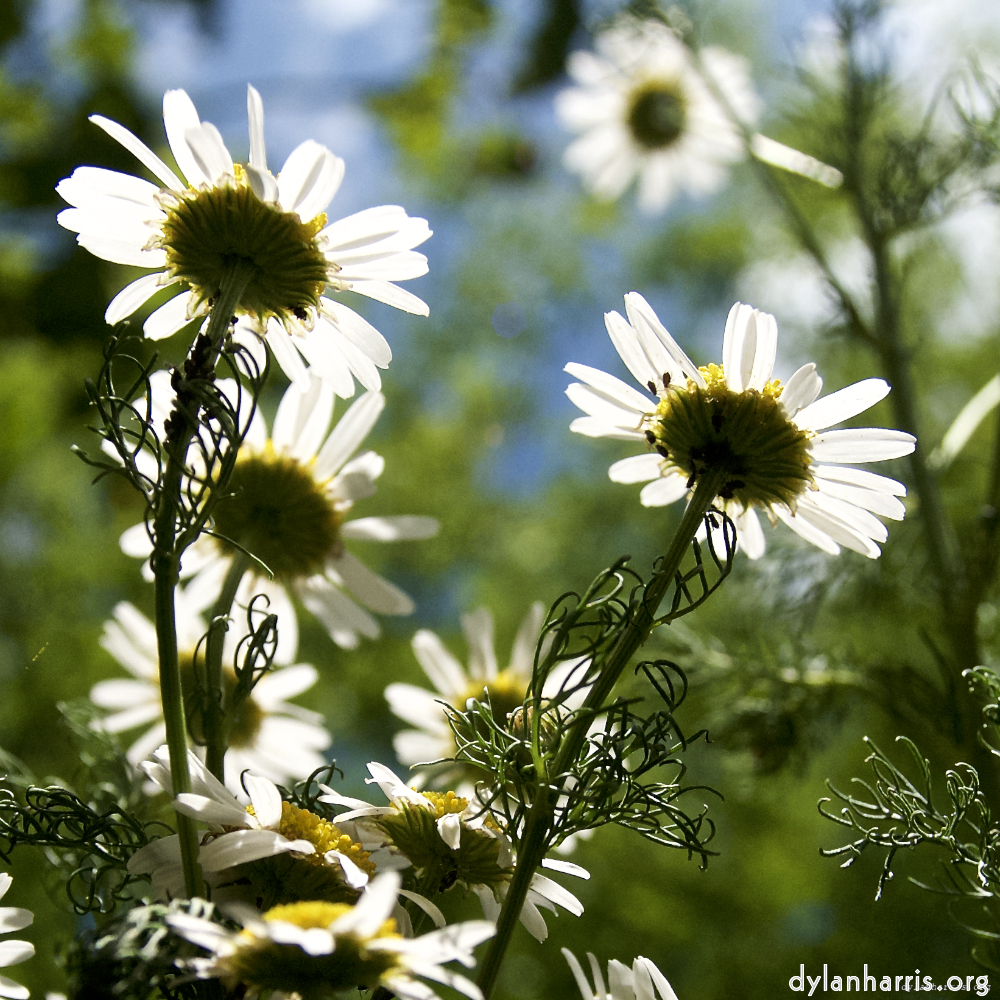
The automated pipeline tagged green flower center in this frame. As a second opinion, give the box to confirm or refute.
[649,365,814,510]
[222,901,400,999]
[377,799,511,895]
[212,450,342,581]
[180,653,263,749]
[627,82,688,150]
[160,168,330,326]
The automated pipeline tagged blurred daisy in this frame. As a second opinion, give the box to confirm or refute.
[168,871,495,1000]
[0,874,33,1000]
[562,948,679,1000]
[89,589,330,790]
[322,762,589,943]
[556,18,839,214]
[56,85,430,397]
[121,373,438,649]
[565,293,915,559]
[129,747,379,910]
[386,603,588,776]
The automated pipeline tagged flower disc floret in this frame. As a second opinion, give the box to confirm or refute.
[627,82,688,150]
[160,172,331,325]
[221,901,401,996]
[212,451,343,580]
[651,363,813,509]
[277,802,376,876]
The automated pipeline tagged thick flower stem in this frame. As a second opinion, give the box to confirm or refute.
[475,471,727,1000]
[152,261,255,899]
[204,550,252,782]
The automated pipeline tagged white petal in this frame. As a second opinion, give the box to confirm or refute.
[278,140,345,221]
[328,552,414,615]
[530,873,584,915]
[200,830,313,870]
[143,290,195,341]
[734,507,766,560]
[0,941,33,967]
[722,302,753,393]
[780,363,823,416]
[608,453,663,484]
[624,293,704,388]
[746,309,777,391]
[253,663,319,704]
[398,890,446,929]
[562,949,596,1000]
[437,813,462,850]
[0,975,30,1000]
[76,234,166,268]
[120,522,152,558]
[295,322,358,399]
[298,575,380,647]
[330,871,399,937]
[314,391,385,479]
[814,479,905,520]
[320,299,393,367]
[106,272,167,325]
[411,630,468,697]
[89,114,184,190]
[517,896,549,942]
[341,516,439,542]
[564,362,654,413]
[384,683,451,735]
[794,379,890,432]
[809,428,916,463]
[805,492,888,543]
[812,465,906,495]
[184,122,234,186]
[541,859,590,878]
[247,84,268,174]
[774,505,840,555]
[639,473,689,507]
[57,165,161,210]
[173,794,250,827]
[271,373,333,461]
[565,383,645,426]
[0,909,31,934]
[326,850,370,888]
[162,89,209,187]
[569,416,646,441]
[604,309,659,389]
[244,774,283,829]
[348,279,429,316]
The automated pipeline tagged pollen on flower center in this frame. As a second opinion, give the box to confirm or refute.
[212,451,342,580]
[627,82,688,150]
[649,363,814,510]
[277,801,376,875]
[159,170,331,326]
[223,900,400,993]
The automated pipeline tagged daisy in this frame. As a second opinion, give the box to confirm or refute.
[120,372,439,649]
[0,874,33,1000]
[56,85,431,397]
[167,871,495,1000]
[556,18,840,214]
[89,589,331,790]
[129,747,381,911]
[385,603,589,780]
[565,293,915,559]
[321,763,589,943]
[562,948,680,1000]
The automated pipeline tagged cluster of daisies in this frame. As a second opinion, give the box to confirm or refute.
[53,10,920,996]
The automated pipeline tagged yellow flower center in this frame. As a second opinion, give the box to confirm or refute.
[159,166,331,327]
[421,790,470,817]
[277,802,376,876]
[457,669,526,722]
[263,901,396,938]
[627,81,688,150]
[212,448,343,581]
[648,363,813,510]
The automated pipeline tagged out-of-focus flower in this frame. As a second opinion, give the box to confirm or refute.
[556,18,840,214]
[167,871,495,1000]
[566,293,915,559]
[321,763,589,942]
[121,373,438,649]
[57,85,430,397]
[562,948,679,1000]
[90,590,329,789]
[0,874,33,1000]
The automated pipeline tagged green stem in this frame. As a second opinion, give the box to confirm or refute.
[204,550,252,782]
[151,261,254,899]
[475,470,728,1000]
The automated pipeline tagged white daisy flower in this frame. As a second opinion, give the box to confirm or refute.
[56,85,431,397]
[121,372,438,649]
[385,604,590,780]
[566,293,915,559]
[128,747,380,910]
[321,763,589,943]
[0,874,33,1000]
[562,948,679,1000]
[167,871,495,1000]
[556,18,840,214]
[89,589,330,790]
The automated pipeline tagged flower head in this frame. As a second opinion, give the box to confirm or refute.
[168,871,495,1000]
[562,948,679,1000]
[0,874,33,1000]
[321,763,589,942]
[566,294,915,559]
[57,86,430,397]
[129,747,379,910]
[90,590,330,789]
[121,373,438,649]
[556,18,759,213]
[385,604,588,780]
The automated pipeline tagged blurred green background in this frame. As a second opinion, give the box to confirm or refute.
[2,0,1000,995]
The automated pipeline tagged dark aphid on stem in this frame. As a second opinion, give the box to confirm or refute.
[645,429,657,445]
[648,381,657,394]
[655,444,670,459]
[719,479,746,501]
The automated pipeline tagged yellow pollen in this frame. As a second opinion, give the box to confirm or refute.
[277,802,376,875]
[421,790,469,818]
[261,901,399,939]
